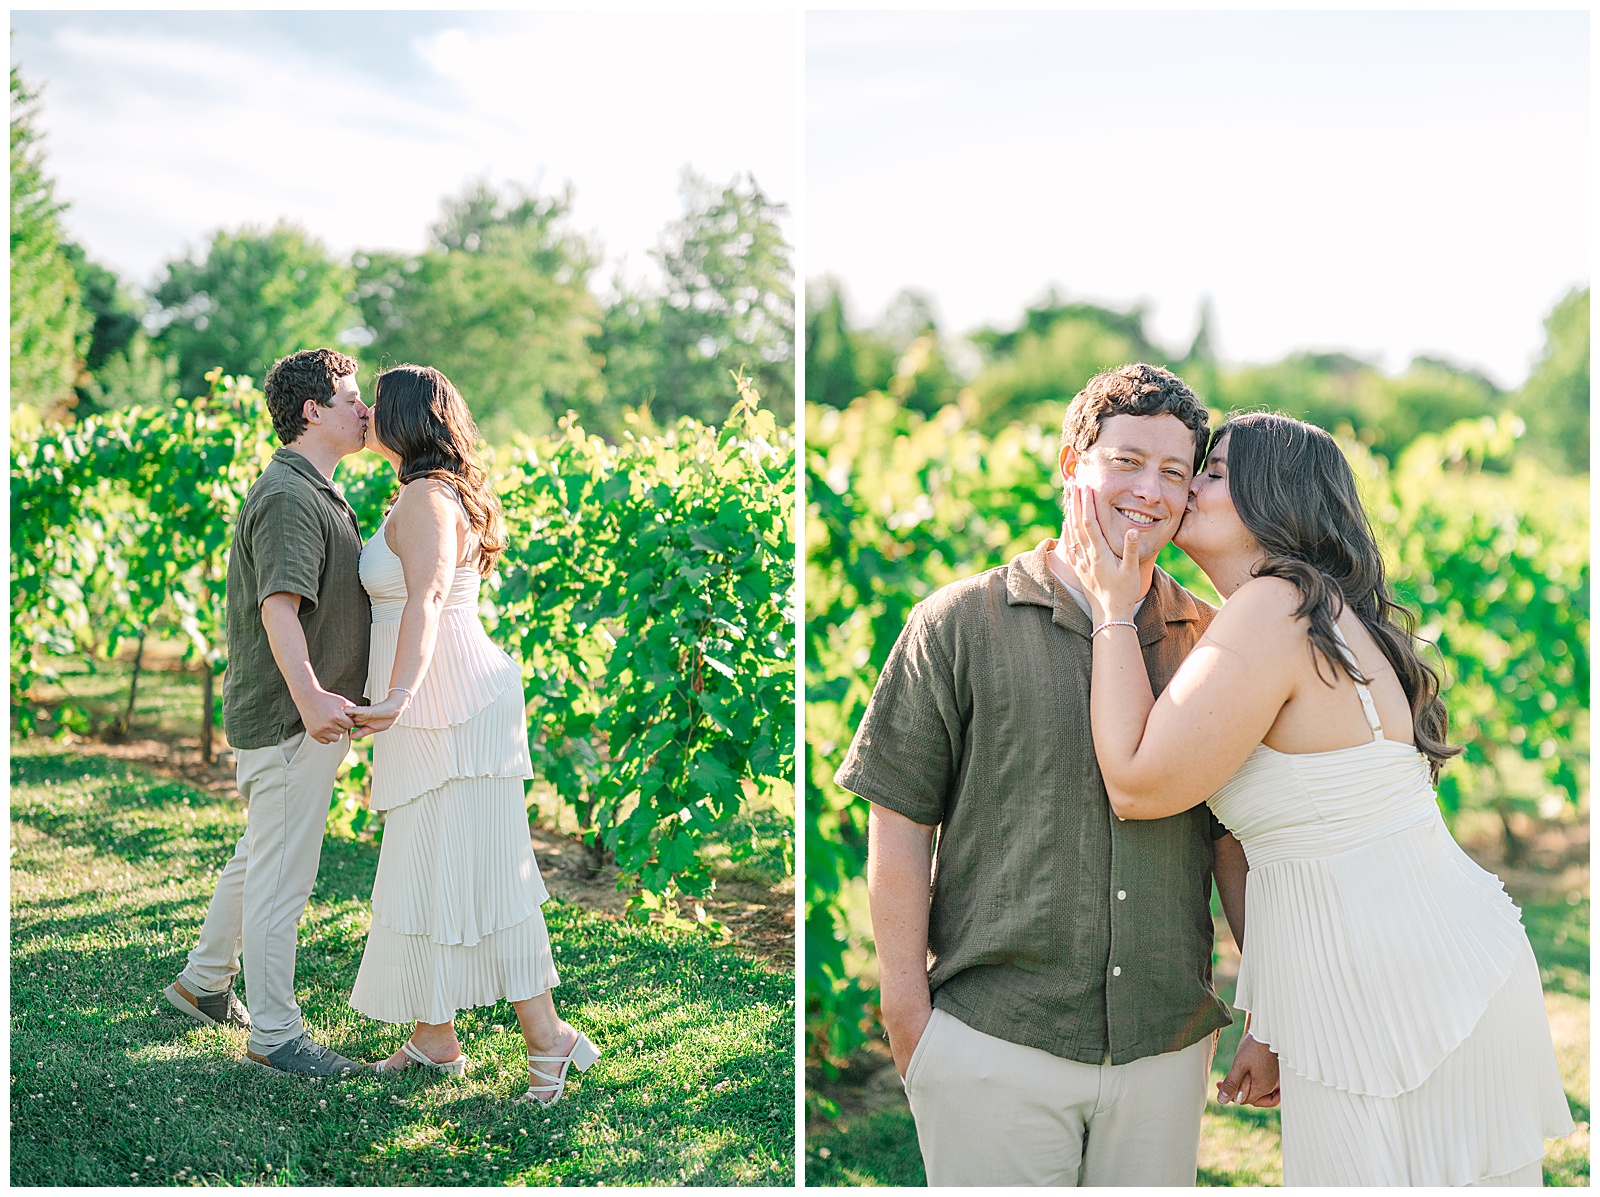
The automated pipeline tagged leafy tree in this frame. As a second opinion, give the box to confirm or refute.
[61,245,153,414]
[1371,358,1501,456]
[973,288,1159,362]
[1512,287,1589,473]
[870,291,967,417]
[151,222,360,396]
[589,281,666,437]
[1213,351,1373,439]
[10,65,90,415]
[642,171,794,426]
[803,277,867,410]
[64,247,141,374]
[803,279,961,416]
[356,182,605,442]
[85,333,181,413]
[807,281,1537,460]
[970,291,1163,430]
[1176,296,1222,411]
[1213,353,1500,461]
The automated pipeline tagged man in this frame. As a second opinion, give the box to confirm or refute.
[165,347,373,1078]
[838,363,1277,1186]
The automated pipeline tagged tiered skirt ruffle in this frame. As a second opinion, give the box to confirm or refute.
[352,603,550,1025]
[1236,823,1574,1185]
[350,776,558,1025]
[364,608,532,811]
[1276,939,1572,1186]
[1237,821,1529,1098]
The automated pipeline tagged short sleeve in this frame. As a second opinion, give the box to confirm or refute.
[834,602,963,826]
[1207,807,1229,841]
[249,489,326,612]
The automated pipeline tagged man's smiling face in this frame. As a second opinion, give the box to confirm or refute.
[1059,413,1197,560]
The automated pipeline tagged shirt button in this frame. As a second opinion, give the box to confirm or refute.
[1112,966,1121,976]
[1117,890,1126,900]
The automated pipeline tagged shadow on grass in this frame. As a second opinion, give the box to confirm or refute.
[15,914,794,1186]
[12,751,206,805]
[1206,1100,1280,1133]
[1198,1162,1273,1187]
[12,744,796,1186]
[12,751,239,866]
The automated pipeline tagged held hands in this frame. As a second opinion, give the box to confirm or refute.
[302,687,357,743]
[1217,1033,1281,1108]
[1063,477,1142,623]
[348,687,411,737]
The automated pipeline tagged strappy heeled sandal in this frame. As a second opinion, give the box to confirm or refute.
[516,1030,600,1107]
[373,1039,470,1077]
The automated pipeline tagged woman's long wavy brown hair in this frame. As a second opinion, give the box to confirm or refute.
[372,364,507,577]
[1221,411,1460,780]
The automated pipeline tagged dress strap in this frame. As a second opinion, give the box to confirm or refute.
[1331,623,1384,741]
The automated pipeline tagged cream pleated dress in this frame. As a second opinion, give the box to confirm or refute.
[348,502,558,1025]
[1210,628,1573,1186]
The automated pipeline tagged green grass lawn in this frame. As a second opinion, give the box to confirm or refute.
[11,742,796,1186]
[806,894,1589,1187]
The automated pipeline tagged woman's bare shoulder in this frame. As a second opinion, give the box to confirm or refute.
[387,479,465,550]
[391,477,460,516]
[1207,576,1307,652]
[396,475,459,498]
[1229,574,1303,613]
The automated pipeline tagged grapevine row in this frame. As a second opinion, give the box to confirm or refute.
[11,369,796,925]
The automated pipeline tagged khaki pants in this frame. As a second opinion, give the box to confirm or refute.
[904,1008,1214,1186]
[178,731,347,1054]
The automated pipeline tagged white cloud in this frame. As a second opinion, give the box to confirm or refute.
[39,24,486,281]
[16,12,795,294]
[408,13,797,279]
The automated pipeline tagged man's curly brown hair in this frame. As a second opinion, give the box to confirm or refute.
[1060,362,1210,470]
[263,348,360,444]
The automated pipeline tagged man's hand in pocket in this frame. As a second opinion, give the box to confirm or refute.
[884,1002,933,1080]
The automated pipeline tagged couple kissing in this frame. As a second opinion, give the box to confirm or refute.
[842,363,1573,1186]
[163,349,598,1106]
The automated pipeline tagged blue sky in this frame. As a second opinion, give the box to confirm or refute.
[11,10,797,297]
[808,10,1589,388]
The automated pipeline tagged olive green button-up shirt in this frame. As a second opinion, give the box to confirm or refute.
[222,448,372,750]
[836,542,1231,1065]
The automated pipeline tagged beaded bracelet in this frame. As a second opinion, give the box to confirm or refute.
[1091,620,1137,638]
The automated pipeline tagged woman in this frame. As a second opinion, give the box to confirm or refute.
[347,364,599,1105]
[1062,411,1572,1185]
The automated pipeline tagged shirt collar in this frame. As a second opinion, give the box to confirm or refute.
[1005,539,1207,642]
[272,447,361,527]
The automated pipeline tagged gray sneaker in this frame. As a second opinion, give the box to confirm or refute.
[165,978,252,1031]
[244,1033,367,1078]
